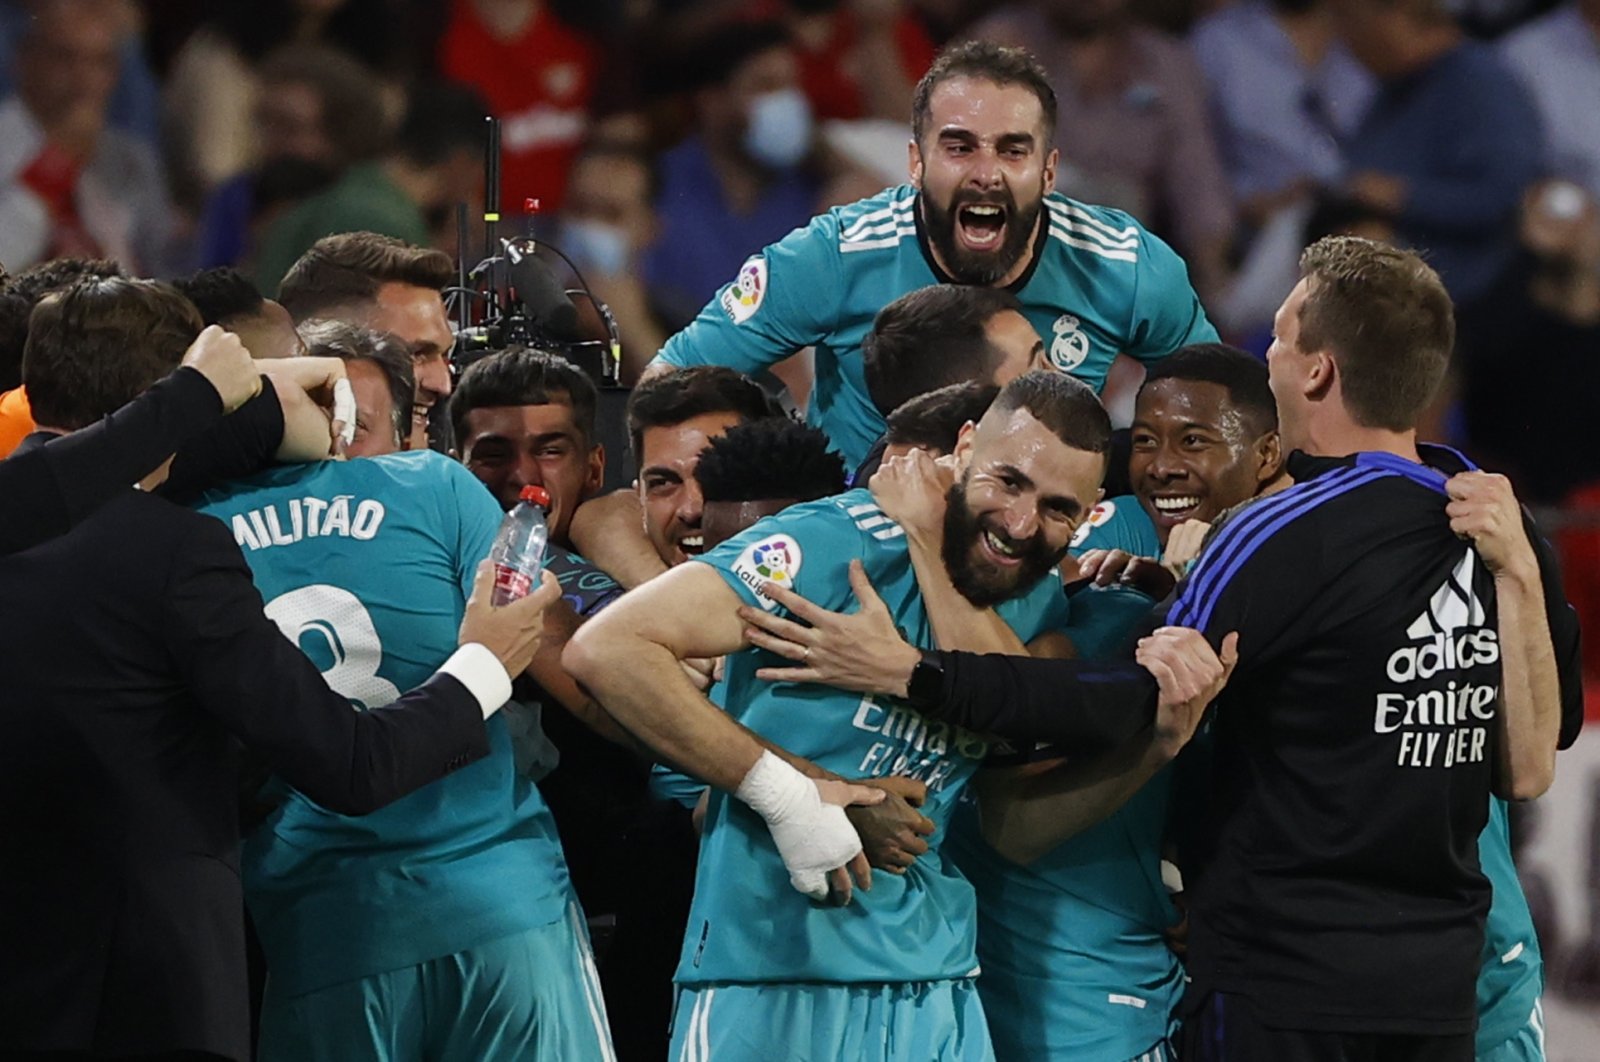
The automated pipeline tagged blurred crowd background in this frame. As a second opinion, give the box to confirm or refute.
[5,0,1600,1051]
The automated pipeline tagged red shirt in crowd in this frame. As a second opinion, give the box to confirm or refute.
[438,0,600,212]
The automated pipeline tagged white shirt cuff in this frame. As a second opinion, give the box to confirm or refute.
[439,643,514,719]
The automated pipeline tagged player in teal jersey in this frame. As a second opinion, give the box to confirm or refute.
[1475,799,1546,1062]
[566,373,1121,1061]
[770,346,1273,1062]
[197,450,616,1062]
[648,40,1216,467]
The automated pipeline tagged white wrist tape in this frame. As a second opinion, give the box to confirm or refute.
[736,750,864,901]
[332,378,357,447]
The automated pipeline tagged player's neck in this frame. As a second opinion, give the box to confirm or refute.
[1296,418,1420,464]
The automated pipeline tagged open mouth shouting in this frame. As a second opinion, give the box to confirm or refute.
[677,533,706,558]
[956,200,1008,254]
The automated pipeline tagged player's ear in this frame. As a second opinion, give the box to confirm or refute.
[908,139,923,189]
[1255,430,1284,485]
[1041,146,1059,192]
[585,443,606,496]
[952,421,977,473]
[1305,349,1337,402]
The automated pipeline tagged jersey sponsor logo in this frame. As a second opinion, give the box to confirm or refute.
[730,533,802,610]
[1070,499,1115,548]
[1373,550,1501,770]
[1049,314,1091,372]
[229,495,386,551]
[719,256,767,324]
[850,693,989,791]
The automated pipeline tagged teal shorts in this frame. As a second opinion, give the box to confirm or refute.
[668,979,993,1062]
[1477,1001,1545,1062]
[258,901,616,1062]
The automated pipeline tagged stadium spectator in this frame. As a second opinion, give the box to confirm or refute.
[642,21,823,328]
[278,232,456,451]
[438,0,601,213]
[557,143,667,384]
[782,0,937,122]
[254,79,491,290]
[0,0,171,273]
[1336,0,1544,307]
[0,0,158,149]
[1500,0,1600,205]
[191,43,391,272]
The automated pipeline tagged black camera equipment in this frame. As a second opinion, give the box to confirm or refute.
[447,116,623,387]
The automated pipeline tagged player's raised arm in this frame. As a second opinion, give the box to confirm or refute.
[563,562,885,902]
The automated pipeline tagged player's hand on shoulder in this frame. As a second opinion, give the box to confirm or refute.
[742,559,922,698]
[1445,471,1538,580]
[1076,548,1176,600]
[1162,519,1212,579]
[848,775,936,875]
[183,324,260,413]
[869,450,954,545]
[459,563,563,678]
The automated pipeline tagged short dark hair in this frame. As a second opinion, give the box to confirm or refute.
[685,20,792,92]
[885,381,1002,454]
[863,285,1026,417]
[696,418,846,504]
[258,43,390,167]
[451,346,599,446]
[1296,236,1453,431]
[171,267,265,327]
[0,257,124,391]
[991,370,1112,455]
[24,278,204,431]
[396,80,489,168]
[625,366,780,463]
[1141,343,1277,433]
[912,40,1057,147]
[278,231,455,320]
[300,319,416,443]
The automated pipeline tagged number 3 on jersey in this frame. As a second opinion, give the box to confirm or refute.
[263,584,400,710]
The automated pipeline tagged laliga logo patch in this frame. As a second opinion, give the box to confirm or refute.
[1069,499,1115,548]
[732,534,803,611]
[720,256,768,324]
[1049,313,1091,372]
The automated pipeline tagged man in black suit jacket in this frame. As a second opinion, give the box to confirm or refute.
[0,277,560,1061]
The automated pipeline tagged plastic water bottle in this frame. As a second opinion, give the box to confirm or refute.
[489,485,551,604]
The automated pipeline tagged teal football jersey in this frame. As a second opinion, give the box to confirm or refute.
[954,493,1178,1059]
[655,185,1217,466]
[195,451,571,997]
[679,488,1071,985]
[1475,797,1543,1053]
[1064,495,1165,660]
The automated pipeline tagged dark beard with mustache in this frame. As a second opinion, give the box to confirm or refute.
[939,479,1068,607]
[921,187,1043,286]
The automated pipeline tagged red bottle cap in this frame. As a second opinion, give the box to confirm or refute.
[519,485,550,507]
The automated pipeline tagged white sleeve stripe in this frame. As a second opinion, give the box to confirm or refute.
[841,216,916,241]
[840,203,915,238]
[841,235,912,253]
[1048,228,1139,262]
[1047,199,1140,242]
[1045,207,1140,249]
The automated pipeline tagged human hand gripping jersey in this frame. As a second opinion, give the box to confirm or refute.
[654,185,1217,467]
[682,488,1071,985]
[1165,447,1582,1035]
[951,495,1180,1061]
[195,451,573,998]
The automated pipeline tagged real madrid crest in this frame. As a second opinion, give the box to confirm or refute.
[1049,313,1091,372]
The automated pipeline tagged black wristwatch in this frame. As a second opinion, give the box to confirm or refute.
[905,649,947,709]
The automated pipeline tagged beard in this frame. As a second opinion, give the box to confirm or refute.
[939,480,1068,607]
[921,184,1043,286]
